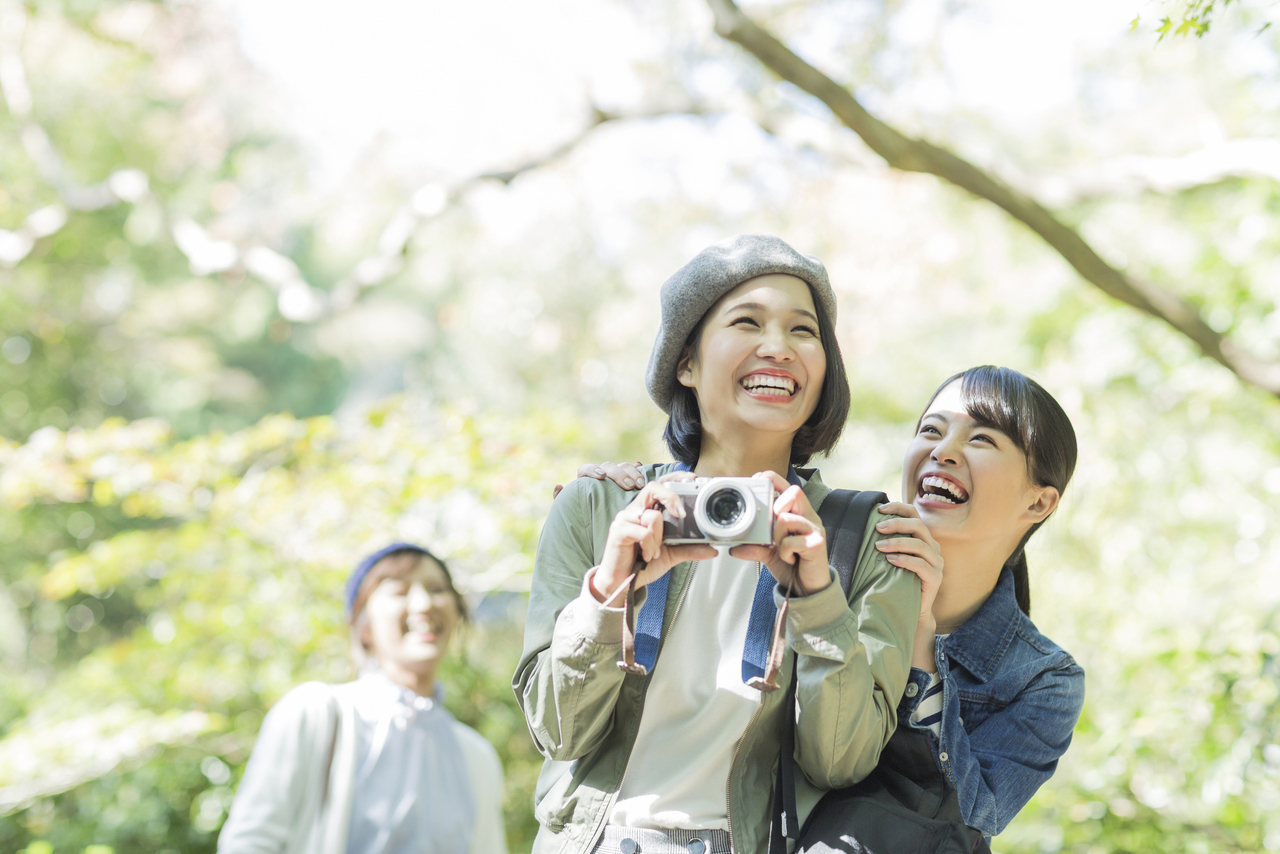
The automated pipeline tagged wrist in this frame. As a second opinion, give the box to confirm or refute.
[589,564,629,603]
[911,623,938,672]
[796,564,832,595]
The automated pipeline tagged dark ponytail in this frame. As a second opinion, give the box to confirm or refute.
[919,366,1077,617]
[1005,535,1036,617]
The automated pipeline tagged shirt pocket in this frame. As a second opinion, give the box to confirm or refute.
[954,691,1008,733]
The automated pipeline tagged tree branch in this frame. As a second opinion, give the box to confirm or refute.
[704,0,1280,398]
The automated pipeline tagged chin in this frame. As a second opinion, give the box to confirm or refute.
[400,641,447,661]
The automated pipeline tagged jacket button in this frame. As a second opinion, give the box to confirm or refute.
[904,683,919,698]
[939,752,949,762]
[688,839,706,854]
[620,839,638,854]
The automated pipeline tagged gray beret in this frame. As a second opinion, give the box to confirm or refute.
[645,233,836,412]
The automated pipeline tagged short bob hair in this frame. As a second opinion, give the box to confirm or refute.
[662,282,851,468]
[348,547,468,664]
[917,366,1077,616]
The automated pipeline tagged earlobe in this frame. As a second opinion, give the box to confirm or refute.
[1026,486,1060,524]
[676,348,696,389]
[358,621,374,657]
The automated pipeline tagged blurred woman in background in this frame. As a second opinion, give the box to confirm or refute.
[218,543,507,854]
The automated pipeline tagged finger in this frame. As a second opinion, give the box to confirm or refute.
[874,536,941,562]
[639,507,667,562]
[885,553,943,586]
[874,517,940,553]
[877,501,920,519]
[656,470,698,484]
[752,470,792,494]
[553,484,564,499]
[596,463,640,491]
[773,510,820,542]
[773,484,818,523]
[619,461,645,487]
[729,544,774,563]
[778,529,825,563]
[643,481,688,517]
[666,543,718,563]
[577,464,606,480]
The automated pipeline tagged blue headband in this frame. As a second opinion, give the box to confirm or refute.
[345,542,435,616]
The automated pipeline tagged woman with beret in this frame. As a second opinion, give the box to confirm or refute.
[514,235,931,854]
[219,544,507,854]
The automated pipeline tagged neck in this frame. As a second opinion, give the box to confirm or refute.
[694,429,794,478]
[930,538,1010,630]
[376,660,437,698]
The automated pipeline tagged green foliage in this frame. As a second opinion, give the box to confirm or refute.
[0,401,590,851]
[1132,0,1272,40]
[0,0,347,443]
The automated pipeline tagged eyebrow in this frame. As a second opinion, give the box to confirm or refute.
[725,301,819,322]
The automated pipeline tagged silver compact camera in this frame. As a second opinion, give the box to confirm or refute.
[661,477,776,546]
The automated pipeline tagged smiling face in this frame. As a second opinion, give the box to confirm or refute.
[360,556,460,677]
[676,273,827,447]
[901,380,1059,558]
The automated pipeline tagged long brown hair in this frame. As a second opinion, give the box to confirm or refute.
[918,366,1078,616]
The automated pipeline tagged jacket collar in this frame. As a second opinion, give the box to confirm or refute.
[940,566,1021,683]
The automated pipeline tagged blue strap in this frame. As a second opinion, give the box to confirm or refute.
[632,572,669,673]
[742,466,803,684]
[631,464,800,684]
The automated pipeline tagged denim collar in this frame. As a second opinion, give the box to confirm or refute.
[939,566,1021,683]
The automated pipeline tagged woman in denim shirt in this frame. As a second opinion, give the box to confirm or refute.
[581,364,1085,840]
[890,365,1085,838]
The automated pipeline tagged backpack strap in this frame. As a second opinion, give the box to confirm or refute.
[769,488,888,854]
[820,489,890,599]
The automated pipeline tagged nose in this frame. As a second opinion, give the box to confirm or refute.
[756,325,796,361]
[406,584,437,612]
[931,434,961,465]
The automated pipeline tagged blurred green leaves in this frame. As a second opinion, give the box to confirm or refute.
[0,400,592,851]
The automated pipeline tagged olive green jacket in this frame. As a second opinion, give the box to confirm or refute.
[513,464,920,854]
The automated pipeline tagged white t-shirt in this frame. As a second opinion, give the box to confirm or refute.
[609,551,764,829]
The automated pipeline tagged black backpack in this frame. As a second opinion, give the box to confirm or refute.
[770,489,991,854]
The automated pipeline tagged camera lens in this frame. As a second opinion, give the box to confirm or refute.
[693,478,758,541]
[706,488,746,528]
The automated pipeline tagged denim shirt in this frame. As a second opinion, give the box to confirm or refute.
[897,567,1085,838]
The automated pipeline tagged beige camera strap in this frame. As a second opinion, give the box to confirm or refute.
[611,568,649,676]
[746,572,797,693]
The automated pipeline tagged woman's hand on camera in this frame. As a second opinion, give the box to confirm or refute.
[552,461,644,499]
[591,475,715,603]
[730,470,831,596]
[874,502,944,625]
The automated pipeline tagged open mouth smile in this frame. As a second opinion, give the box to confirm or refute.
[406,619,441,641]
[740,373,798,399]
[918,474,969,505]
